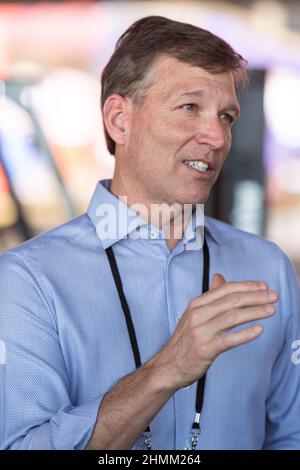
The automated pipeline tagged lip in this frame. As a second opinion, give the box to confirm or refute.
[183,161,215,180]
[182,159,215,171]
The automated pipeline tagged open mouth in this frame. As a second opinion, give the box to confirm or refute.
[183,160,211,172]
[182,159,215,179]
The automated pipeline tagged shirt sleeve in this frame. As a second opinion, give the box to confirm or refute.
[263,248,300,449]
[0,251,101,450]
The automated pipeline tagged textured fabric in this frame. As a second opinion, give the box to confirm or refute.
[0,179,299,450]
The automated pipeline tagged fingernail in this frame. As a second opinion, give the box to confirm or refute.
[268,291,278,301]
[264,305,275,314]
[259,282,268,290]
[254,325,263,334]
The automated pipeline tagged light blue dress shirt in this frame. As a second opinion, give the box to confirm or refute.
[0,179,300,450]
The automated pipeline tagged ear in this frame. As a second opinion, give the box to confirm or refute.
[102,94,129,147]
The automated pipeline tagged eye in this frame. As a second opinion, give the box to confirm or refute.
[221,113,235,125]
[181,103,197,112]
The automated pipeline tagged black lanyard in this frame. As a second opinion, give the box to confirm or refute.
[105,232,209,450]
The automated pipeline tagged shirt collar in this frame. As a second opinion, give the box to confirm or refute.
[87,179,221,249]
[204,215,223,246]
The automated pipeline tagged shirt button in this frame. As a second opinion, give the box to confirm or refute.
[150,231,157,239]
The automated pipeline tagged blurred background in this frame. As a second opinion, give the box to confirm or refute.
[0,0,299,279]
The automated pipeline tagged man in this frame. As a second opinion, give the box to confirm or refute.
[0,16,299,450]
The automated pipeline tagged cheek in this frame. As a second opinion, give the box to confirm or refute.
[130,116,187,169]
[160,113,195,138]
[146,107,192,145]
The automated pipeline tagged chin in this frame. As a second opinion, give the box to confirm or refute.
[175,190,210,205]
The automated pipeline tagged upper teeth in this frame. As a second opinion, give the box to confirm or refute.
[184,160,209,172]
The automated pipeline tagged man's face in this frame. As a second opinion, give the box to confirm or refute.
[122,55,240,206]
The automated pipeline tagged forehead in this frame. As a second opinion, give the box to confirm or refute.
[147,55,238,102]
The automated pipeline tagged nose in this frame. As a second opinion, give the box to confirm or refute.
[194,117,227,150]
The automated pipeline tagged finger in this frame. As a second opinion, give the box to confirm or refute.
[211,273,226,290]
[190,280,272,310]
[214,324,264,354]
[192,289,278,325]
[208,303,276,335]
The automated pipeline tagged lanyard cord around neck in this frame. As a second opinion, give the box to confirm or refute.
[105,231,210,450]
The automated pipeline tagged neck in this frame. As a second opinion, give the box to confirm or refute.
[110,171,192,251]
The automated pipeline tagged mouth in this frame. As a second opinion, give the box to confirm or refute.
[183,159,215,179]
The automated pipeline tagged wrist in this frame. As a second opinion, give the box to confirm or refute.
[142,356,179,396]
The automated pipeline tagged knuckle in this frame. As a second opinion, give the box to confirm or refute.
[188,324,200,342]
[258,306,266,315]
[190,325,207,347]
[188,298,198,310]
[218,333,232,351]
[189,310,199,327]
[226,311,237,327]
[229,292,240,307]
[191,329,199,342]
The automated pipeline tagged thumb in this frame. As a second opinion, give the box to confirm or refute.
[211,273,226,290]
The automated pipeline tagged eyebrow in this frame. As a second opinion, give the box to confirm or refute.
[178,90,205,99]
[173,89,240,116]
